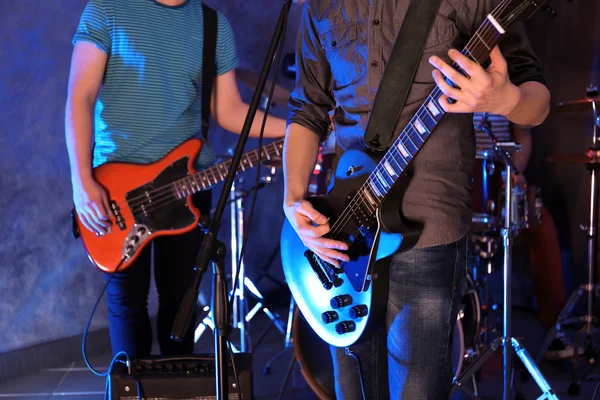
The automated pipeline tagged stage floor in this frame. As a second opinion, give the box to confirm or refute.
[0,305,598,400]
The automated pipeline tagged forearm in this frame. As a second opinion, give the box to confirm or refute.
[219,102,286,138]
[65,96,95,183]
[284,123,321,204]
[503,81,550,127]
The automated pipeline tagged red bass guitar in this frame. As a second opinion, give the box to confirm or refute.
[73,138,284,273]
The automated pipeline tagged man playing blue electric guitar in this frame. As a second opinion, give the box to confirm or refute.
[283,0,550,398]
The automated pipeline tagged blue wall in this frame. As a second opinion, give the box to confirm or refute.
[0,0,302,354]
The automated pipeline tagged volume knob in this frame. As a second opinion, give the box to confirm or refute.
[349,305,368,319]
[335,321,356,335]
[330,295,353,309]
[321,311,339,324]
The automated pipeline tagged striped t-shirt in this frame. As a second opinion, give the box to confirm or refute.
[73,0,239,170]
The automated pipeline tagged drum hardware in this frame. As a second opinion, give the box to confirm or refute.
[453,139,558,399]
[536,89,600,396]
[195,173,287,352]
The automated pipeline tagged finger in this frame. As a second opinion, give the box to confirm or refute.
[297,202,328,225]
[428,54,471,88]
[303,236,348,251]
[77,211,97,234]
[432,70,467,103]
[447,49,481,78]
[488,46,507,71]
[437,94,475,113]
[314,251,341,268]
[312,245,350,262]
[101,191,111,219]
[81,209,106,234]
[90,203,109,230]
[297,222,330,238]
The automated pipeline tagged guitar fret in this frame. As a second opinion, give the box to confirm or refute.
[209,168,219,184]
[216,165,224,180]
[375,170,390,190]
[383,159,398,178]
[409,125,425,146]
[426,98,443,120]
[396,140,411,159]
[361,187,377,208]
[368,180,382,199]
[388,149,406,170]
[414,116,429,136]
[403,135,418,153]
[474,31,491,50]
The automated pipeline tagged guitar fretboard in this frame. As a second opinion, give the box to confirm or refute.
[347,12,507,225]
[170,139,284,199]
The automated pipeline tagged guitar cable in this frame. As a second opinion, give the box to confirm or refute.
[80,257,138,399]
[345,348,367,400]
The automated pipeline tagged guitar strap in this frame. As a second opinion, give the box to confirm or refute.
[363,0,444,150]
[201,3,218,139]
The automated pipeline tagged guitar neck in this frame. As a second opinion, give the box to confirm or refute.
[355,14,505,210]
[170,139,284,197]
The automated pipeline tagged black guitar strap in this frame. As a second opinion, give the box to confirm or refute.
[363,0,444,150]
[201,3,218,138]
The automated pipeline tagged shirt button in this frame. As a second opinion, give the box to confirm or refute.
[373,19,380,25]
[371,61,379,67]
[332,40,337,47]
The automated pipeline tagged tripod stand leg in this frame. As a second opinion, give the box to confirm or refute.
[277,352,297,400]
[450,337,503,398]
[511,338,559,400]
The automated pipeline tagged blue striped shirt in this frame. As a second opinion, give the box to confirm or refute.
[73,0,239,170]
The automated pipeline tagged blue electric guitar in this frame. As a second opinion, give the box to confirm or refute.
[281,0,552,347]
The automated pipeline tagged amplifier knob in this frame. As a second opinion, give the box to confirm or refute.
[330,294,353,309]
[335,321,356,335]
[321,311,339,324]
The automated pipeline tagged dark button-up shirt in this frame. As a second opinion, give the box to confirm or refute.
[288,0,545,248]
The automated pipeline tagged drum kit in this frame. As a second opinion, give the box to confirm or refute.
[207,69,600,398]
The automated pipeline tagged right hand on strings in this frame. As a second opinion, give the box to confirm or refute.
[283,199,349,267]
[73,176,112,235]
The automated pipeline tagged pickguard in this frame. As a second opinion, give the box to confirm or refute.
[125,158,196,232]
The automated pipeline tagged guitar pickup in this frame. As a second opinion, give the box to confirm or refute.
[110,200,127,231]
[304,250,333,290]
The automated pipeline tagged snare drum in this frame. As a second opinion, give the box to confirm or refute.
[472,150,504,230]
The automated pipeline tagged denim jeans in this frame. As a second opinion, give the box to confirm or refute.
[104,191,211,357]
[330,236,468,400]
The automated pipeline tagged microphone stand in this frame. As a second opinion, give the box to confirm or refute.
[170,1,293,398]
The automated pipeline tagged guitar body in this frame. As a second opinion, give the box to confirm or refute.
[281,150,421,347]
[76,139,203,273]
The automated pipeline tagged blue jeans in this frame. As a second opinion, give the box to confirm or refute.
[330,236,468,400]
[105,191,211,357]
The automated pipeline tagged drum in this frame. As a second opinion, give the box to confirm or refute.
[293,309,335,400]
[472,150,504,230]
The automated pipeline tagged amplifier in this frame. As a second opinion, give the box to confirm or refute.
[110,353,252,400]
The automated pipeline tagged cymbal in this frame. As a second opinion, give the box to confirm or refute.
[236,69,291,104]
[552,97,600,114]
[546,150,600,164]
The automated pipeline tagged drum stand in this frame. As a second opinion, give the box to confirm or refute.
[535,99,600,396]
[451,142,559,400]
[194,176,287,352]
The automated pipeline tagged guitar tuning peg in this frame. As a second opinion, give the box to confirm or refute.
[544,5,558,18]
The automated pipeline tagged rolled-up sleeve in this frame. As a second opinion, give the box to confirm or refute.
[287,2,336,141]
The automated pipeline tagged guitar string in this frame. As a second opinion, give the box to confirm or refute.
[325,0,527,244]
[100,140,282,215]
[325,6,511,242]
